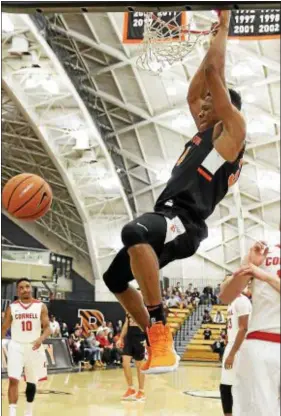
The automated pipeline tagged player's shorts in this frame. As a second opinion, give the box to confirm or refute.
[232,338,280,416]
[221,343,238,386]
[104,209,207,293]
[8,340,47,384]
[123,332,146,361]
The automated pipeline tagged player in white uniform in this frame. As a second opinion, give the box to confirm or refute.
[220,241,280,416]
[2,278,51,416]
[220,276,252,416]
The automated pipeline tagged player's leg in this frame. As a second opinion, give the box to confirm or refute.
[103,247,150,331]
[220,384,233,416]
[133,336,146,401]
[7,341,24,416]
[121,355,136,400]
[233,340,280,416]
[24,345,47,416]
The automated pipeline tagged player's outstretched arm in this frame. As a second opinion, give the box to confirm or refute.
[224,313,249,370]
[246,264,280,294]
[186,60,209,129]
[219,271,252,304]
[117,317,128,348]
[1,306,12,339]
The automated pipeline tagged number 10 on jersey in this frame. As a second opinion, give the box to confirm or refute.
[21,321,33,331]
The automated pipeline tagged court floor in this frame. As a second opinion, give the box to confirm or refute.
[2,364,222,416]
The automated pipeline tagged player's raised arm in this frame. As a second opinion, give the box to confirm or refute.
[1,306,12,339]
[204,11,246,162]
[219,269,252,304]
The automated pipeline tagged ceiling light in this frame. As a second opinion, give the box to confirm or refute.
[2,14,14,33]
[156,168,171,182]
[231,63,253,78]
[25,76,38,89]
[244,93,256,104]
[166,86,177,96]
[247,120,268,134]
[42,77,59,94]
[257,170,280,192]
[73,131,89,149]
[99,176,119,189]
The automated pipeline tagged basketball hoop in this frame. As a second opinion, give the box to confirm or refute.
[136,11,218,73]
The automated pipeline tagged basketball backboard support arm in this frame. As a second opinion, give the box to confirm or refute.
[2,1,279,14]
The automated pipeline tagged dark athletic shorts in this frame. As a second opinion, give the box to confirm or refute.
[123,331,146,361]
[105,209,207,293]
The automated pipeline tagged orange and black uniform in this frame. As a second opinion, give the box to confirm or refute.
[123,314,146,361]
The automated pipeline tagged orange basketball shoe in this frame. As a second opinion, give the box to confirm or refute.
[121,387,136,401]
[141,322,180,374]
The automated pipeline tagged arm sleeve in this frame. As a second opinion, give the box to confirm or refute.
[235,296,252,317]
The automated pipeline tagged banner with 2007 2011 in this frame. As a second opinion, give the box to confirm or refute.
[1,338,74,377]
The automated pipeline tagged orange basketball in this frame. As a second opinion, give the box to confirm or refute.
[2,173,52,221]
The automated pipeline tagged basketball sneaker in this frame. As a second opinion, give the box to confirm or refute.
[121,387,136,401]
[135,391,146,401]
[141,322,180,374]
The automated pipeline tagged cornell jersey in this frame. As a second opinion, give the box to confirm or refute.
[248,244,280,334]
[10,300,43,343]
[155,126,244,222]
[227,294,252,344]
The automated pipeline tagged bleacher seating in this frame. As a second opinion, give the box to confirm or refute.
[167,306,194,335]
[182,305,227,362]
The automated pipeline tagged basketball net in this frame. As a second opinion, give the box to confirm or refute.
[136,12,216,73]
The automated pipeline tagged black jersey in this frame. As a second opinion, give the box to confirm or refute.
[155,126,244,222]
[126,313,143,335]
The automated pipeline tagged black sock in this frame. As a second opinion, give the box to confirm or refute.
[146,303,166,326]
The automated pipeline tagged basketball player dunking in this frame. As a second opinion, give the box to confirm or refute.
[219,239,280,415]
[117,308,146,401]
[2,278,51,416]
[103,10,246,374]
[219,275,252,416]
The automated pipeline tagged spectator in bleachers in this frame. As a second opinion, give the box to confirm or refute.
[106,321,115,335]
[61,322,69,338]
[175,282,183,293]
[214,284,221,304]
[191,287,200,306]
[69,328,84,364]
[202,309,213,324]
[213,310,225,324]
[203,327,212,340]
[162,290,169,300]
[97,321,110,335]
[203,285,214,305]
[84,330,103,368]
[179,294,188,309]
[116,320,123,334]
[211,336,225,361]
[185,283,193,296]
[166,294,181,309]
[50,315,61,338]
[220,328,227,341]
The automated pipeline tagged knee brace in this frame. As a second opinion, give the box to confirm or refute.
[121,221,148,249]
[26,382,36,403]
[220,383,233,415]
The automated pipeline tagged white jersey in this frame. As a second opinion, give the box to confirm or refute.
[10,299,43,343]
[248,244,280,335]
[227,294,252,344]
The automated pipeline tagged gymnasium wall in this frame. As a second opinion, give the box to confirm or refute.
[48,299,126,329]
[2,214,95,302]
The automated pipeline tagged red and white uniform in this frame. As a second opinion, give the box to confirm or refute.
[233,245,280,416]
[8,300,47,384]
[221,294,252,385]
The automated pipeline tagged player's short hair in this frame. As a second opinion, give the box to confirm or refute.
[16,278,31,287]
[229,88,242,111]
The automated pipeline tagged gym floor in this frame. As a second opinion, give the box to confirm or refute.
[2,363,222,415]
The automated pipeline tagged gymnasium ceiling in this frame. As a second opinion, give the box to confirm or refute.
[2,11,280,283]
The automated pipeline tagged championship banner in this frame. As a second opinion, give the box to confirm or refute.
[1,338,74,377]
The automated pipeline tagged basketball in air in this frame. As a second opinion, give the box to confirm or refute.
[2,173,52,221]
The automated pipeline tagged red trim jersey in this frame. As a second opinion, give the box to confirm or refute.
[10,300,43,343]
